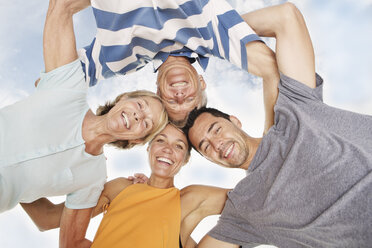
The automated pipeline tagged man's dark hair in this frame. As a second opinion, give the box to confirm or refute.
[182,107,230,150]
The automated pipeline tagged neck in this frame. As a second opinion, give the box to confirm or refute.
[240,136,262,170]
[148,175,175,189]
[82,110,117,155]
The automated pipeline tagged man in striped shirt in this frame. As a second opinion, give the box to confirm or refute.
[80,0,279,127]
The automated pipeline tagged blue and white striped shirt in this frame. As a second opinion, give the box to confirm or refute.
[79,0,261,86]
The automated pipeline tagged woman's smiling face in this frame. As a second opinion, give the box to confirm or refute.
[106,96,163,142]
[148,124,189,179]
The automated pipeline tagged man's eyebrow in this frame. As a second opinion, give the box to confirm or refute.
[198,139,206,151]
[208,122,218,133]
[198,122,218,150]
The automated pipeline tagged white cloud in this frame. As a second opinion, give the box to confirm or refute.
[1,0,371,247]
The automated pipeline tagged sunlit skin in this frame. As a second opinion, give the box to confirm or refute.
[147,124,189,188]
[105,96,163,141]
[82,96,164,154]
[188,113,261,170]
[157,56,206,122]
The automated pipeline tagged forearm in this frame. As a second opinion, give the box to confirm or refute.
[243,3,315,88]
[184,236,197,248]
[43,0,91,72]
[244,40,279,133]
[59,207,93,248]
[21,198,64,231]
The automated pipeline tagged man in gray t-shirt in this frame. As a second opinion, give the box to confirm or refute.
[183,3,372,248]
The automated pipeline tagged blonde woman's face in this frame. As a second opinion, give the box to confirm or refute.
[106,96,163,141]
[148,124,189,179]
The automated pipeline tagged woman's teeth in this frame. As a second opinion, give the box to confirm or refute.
[121,112,130,129]
[157,157,174,165]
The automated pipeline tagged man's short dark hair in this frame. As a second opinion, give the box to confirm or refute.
[182,107,230,150]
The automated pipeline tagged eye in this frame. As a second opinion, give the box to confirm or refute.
[216,127,221,134]
[204,143,210,153]
[137,101,143,109]
[185,97,194,103]
[167,99,176,104]
[176,144,184,150]
[156,138,164,143]
[144,120,151,129]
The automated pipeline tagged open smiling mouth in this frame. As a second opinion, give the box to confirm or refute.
[156,157,174,166]
[223,143,234,158]
[121,112,130,129]
[171,81,188,87]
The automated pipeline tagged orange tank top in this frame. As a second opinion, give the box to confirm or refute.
[91,183,181,248]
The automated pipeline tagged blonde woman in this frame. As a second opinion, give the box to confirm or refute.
[22,124,229,248]
[0,1,167,247]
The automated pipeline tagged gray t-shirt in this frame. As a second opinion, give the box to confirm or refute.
[209,73,372,248]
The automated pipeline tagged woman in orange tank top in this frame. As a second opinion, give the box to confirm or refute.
[21,123,230,248]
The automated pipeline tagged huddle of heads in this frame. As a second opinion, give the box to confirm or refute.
[94,60,246,173]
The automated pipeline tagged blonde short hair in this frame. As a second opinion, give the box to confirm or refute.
[96,90,168,149]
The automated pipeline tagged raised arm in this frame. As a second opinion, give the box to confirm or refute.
[242,2,315,89]
[43,0,90,73]
[180,185,230,247]
[245,40,279,134]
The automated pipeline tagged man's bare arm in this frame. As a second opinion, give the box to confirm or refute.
[197,235,239,248]
[242,3,315,89]
[180,185,230,247]
[245,41,279,134]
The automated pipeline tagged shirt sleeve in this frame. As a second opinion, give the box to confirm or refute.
[208,0,262,71]
[65,175,106,209]
[37,59,87,91]
[278,73,324,103]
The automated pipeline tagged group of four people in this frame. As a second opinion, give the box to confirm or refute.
[1,0,371,247]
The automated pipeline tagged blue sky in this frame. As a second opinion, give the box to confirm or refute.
[0,0,371,247]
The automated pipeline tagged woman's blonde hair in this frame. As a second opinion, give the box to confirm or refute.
[96,90,168,149]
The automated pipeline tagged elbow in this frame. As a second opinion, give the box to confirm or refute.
[37,221,59,232]
[276,3,305,34]
[55,0,90,15]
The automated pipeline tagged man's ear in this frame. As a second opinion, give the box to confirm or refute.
[229,115,242,128]
[198,75,206,90]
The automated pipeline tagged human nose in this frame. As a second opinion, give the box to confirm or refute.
[162,144,173,154]
[210,139,222,152]
[133,110,144,122]
[174,91,185,103]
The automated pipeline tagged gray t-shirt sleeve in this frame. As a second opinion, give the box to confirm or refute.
[278,73,324,103]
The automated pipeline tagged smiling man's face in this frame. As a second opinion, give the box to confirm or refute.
[157,56,206,124]
[188,112,249,168]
